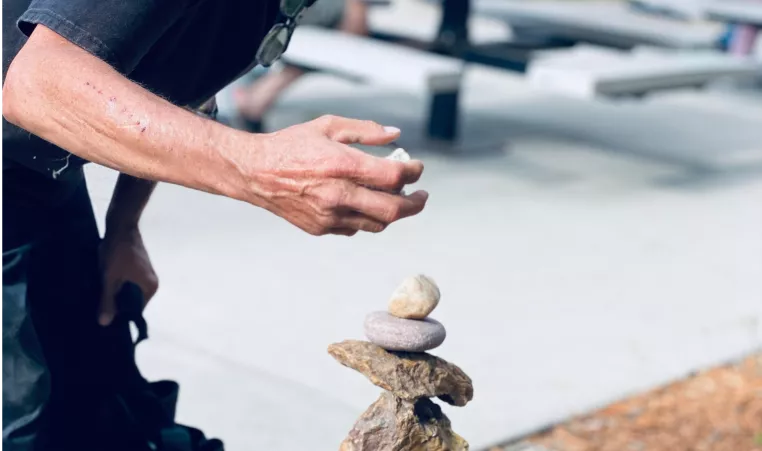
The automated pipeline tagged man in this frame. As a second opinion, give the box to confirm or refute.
[234,0,370,131]
[2,0,428,449]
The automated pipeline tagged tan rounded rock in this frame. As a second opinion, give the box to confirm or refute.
[388,275,440,319]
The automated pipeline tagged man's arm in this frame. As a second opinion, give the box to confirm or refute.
[3,25,428,237]
[3,25,251,198]
[106,175,157,233]
[98,173,160,325]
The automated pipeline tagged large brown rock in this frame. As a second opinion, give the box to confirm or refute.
[328,340,473,407]
[339,392,469,451]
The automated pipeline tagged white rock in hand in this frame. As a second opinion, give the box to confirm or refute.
[386,148,411,194]
[386,148,411,162]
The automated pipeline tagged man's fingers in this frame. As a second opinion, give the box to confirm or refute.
[342,188,429,224]
[98,275,157,326]
[98,280,121,326]
[314,115,424,192]
[335,213,388,233]
[350,154,424,192]
[329,228,359,237]
[319,115,400,146]
[141,273,160,305]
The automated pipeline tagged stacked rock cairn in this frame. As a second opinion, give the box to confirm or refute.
[329,275,474,451]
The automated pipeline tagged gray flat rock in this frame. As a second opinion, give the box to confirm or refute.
[364,311,446,352]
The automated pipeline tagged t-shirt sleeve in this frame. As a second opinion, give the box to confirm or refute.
[17,0,188,74]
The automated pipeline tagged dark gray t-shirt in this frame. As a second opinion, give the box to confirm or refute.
[2,0,279,180]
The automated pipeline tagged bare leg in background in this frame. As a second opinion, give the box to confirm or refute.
[434,0,470,54]
[233,0,369,130]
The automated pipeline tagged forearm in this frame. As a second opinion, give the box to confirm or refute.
[106,174,157,233]
[2,25,253,200]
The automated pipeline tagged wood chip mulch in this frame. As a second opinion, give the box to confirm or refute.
[491,353,762,451]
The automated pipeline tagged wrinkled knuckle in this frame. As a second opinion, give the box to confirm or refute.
[317,213,339,229]
[319,188,345,211]
[370,222,386,233]
[382,205,402,223]
[341,153,361,170]
[318,114,338,128]
[317,196,335,212]
[387,168,405,187]
[310,225,328,236]
[327,158,353,178]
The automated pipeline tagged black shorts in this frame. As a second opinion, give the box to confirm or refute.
[3,165,102,450]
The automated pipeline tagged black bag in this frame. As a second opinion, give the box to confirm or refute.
[3,170,217,451]
[85,282,224,451]
[2,248,224,451]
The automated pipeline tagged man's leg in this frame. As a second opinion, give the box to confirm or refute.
[233,64,307,131]
[337,0,369,36]
[28,177,103,449]
[434,0,470,54]
[233,0,368,131]
[3,244,50,451]
[2,167,102,450]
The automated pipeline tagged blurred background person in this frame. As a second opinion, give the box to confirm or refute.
[233,0,370,132]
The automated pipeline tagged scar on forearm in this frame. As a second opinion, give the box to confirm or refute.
[85,81,103,94]
[86,81,150,134]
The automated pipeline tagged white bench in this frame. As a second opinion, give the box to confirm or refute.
[526,44,760,98]
[472,0,723,49]
[626,0,709,21]
[282,25,465,141]
[368,0,512,45]
[705,0,762,27]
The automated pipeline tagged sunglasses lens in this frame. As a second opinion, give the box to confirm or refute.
[257,25,291,66]
[281,0,306,17]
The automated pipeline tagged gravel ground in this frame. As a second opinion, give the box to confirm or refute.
[492,353,762,451]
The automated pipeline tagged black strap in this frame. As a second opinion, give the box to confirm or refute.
[108,284,225,451]
[115,281,149,344]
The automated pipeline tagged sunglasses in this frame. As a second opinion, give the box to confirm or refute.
[256,0,316,67]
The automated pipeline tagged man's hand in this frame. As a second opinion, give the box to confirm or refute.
[237,115,428,236]
[98,226,158,326]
